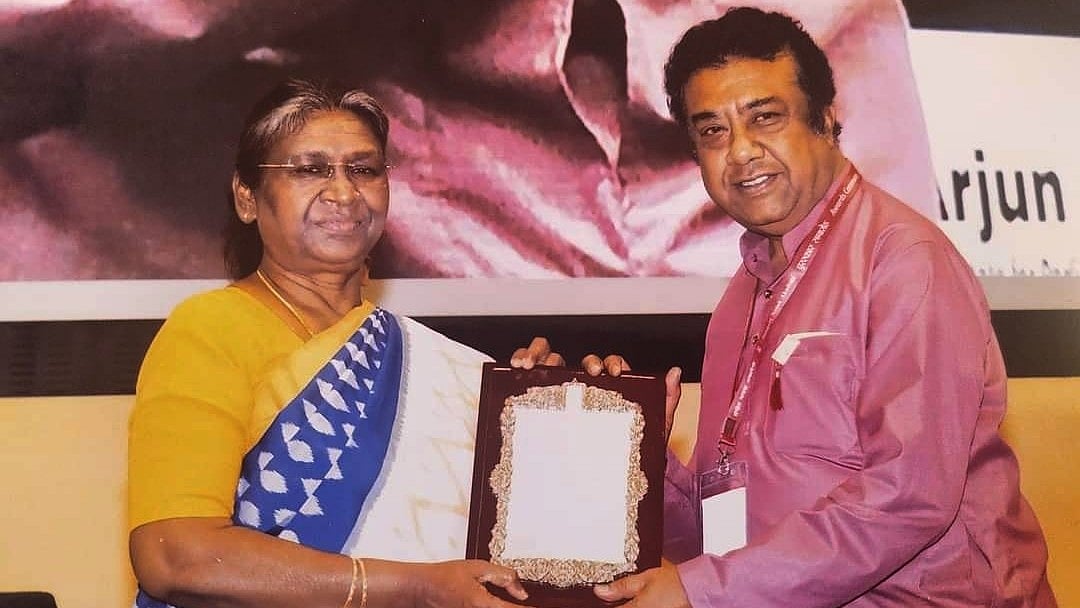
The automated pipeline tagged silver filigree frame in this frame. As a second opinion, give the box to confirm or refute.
[488,381,647,587]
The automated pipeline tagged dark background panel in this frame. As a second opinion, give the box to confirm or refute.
[0,320,162,397]
[2,310,1077,397]
[990,310,1080,377]
[904,0,1080,38]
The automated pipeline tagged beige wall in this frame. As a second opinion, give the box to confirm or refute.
[2,380,1076,607]
[0,395,136,607]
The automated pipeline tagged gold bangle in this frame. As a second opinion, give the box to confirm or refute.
[356,558,368,608]
[343,556,359,608]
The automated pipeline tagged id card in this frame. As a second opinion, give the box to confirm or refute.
[697,461,748,556]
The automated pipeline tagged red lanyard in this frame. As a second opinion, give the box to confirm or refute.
[717,166,862,470]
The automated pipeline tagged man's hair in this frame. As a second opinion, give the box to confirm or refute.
[663,7,842,139]
[224,79,390,280]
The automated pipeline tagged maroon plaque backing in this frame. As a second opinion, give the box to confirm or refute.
[466,364,666,608]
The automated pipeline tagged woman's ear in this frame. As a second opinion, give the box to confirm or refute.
[232,172,257,223]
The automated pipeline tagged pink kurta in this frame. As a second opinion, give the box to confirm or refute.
[664,164,1055,606]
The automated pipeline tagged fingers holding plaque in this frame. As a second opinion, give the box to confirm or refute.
[467,364,666,608]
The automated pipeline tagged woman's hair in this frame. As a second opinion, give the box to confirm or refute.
[663,7,842,139]
[223,79,390,280]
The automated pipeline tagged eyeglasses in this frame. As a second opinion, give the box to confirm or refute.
[257,161,390,186]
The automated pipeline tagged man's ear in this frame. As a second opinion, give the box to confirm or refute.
[821,105,839,144]
[232,172,257,224]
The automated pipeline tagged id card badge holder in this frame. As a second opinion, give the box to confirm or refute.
[695,460,748,557]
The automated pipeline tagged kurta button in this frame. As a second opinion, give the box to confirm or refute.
[763,289,773,299]
[751,334,760,345]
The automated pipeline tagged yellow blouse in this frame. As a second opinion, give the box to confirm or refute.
[128,286,374,530]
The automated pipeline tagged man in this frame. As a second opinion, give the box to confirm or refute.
[517,6,1054,607]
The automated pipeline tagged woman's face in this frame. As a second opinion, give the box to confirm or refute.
[238,109,389,276]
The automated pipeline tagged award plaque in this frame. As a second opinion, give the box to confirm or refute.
[466,364,666,608]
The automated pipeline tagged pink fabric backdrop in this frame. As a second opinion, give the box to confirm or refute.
[0,0,935,279]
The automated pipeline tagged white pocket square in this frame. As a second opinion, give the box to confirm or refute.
[771,331,843,365]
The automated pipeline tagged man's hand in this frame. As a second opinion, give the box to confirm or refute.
[510,338,683,441]
[594,563,690,608]
[581,352,633,376]
[661,366,682,444]
[510,337,566,369]
[588,362,682,441]
[508,337,629,374]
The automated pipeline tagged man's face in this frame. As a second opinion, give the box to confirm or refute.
[684,53,842,238]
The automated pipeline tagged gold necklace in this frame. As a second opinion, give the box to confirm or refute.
[256,269,315,338]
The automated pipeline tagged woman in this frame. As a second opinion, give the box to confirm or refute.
[127,79,536,608]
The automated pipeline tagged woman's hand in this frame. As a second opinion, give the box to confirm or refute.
[130,518,527,608]
[413,560,528,608]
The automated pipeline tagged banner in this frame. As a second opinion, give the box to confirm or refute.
[1,1,1077,320]
[911,30,1079,278]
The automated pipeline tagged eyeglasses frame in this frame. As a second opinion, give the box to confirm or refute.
[255,160,391,186]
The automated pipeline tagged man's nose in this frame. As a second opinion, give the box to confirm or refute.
[727,125,762,165]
